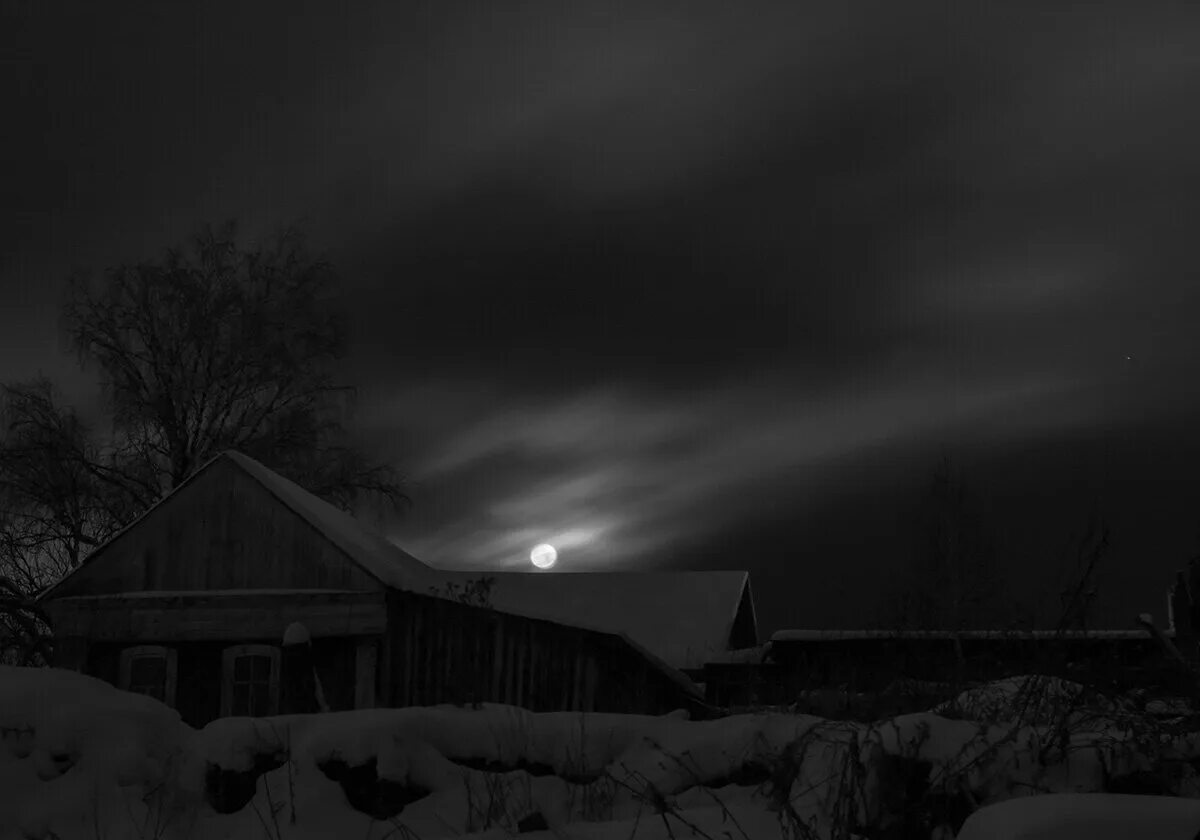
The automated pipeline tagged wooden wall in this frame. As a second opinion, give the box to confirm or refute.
[50,458,381,597]
[45,591,386,642]
[54,587,705,722]
[382,590,704,717]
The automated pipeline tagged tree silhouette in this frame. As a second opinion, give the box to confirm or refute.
[878,454,1009,631]
[0,222,408,618]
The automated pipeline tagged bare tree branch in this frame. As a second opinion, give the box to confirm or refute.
[60,221,406,508]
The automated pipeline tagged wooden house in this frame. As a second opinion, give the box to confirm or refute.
[36,452,754,725]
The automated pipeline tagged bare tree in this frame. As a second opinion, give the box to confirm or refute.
[62,221,405,507]
[1,222,407,608]
[430,576,496,608]
[0,380,135,583]
[0,572,52,666]
[1051,508,1108,633]
[879,454,1010,631]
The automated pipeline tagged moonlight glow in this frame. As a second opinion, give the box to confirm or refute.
[530,543,558,569]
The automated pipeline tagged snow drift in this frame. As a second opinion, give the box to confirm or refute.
[4,666,1200,840]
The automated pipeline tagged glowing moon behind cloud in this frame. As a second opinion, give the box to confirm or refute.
[530,543,558,569]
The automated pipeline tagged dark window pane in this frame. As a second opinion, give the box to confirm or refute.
[251,684,271,716]
[229,652,276,715]
[131,656,166,686]
[133,683,165,701]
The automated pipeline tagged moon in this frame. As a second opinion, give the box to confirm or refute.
[530,543,558,569]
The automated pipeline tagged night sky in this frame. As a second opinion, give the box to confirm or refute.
[6,1,1200,636]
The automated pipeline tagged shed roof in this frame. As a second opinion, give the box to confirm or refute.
[434,569,756,670]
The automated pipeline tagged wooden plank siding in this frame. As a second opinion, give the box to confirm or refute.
[383,590,702,716]
[44,591,386,642]
[355,639,378,709]
[49,458,381,597]
[48,586,706,720]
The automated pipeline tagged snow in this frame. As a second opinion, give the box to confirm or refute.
[282,622,310,646]
[933,675,1122,726]
[956,793,1200,840]
[7,665,1200,839]
[702,644,770,664]
[0,666,195,838]
[1147,697,1196,717]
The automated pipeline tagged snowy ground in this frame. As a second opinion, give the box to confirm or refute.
[4,666,1200,840]
[956,793,1200,840]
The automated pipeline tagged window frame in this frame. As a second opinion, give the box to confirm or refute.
[118,645,178,706]
[221,644,281,717]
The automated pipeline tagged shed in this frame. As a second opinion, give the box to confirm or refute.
[36,451,745,725]
[438,569,758,673]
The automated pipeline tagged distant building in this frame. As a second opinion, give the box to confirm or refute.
[37,452,756,725]
[702,628,1173,713]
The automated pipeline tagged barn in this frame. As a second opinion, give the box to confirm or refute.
[36,451,756,725]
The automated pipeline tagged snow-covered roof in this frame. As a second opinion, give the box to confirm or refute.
[701,645,771,665]
[431,570,755,671]
[37,451,444,602]
[771,628,1159,642]
[221,451,442,592]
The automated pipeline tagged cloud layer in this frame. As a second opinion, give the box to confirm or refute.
[7,0,1200,631]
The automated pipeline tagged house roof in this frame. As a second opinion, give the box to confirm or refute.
[434,569,756,670]
[220,451,441,592]
[37,451,442,601]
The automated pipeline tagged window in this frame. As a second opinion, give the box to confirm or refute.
[118,646,177,706]
[221,645,280,717]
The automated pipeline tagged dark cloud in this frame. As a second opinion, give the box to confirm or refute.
[6,0,1200,634]
[379,366,1107,576]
